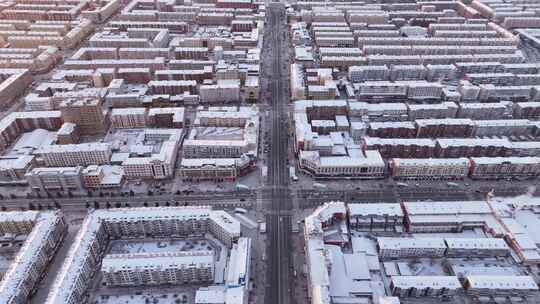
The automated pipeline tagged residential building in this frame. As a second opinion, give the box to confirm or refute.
[390,276,462,298]
[0,111,63,153]
[0,211,66,304]
[147,107,184,128]
[348,203,403,232]
[111,108,147,128]
[82,165,124,189]
[46,207,246,304]
[56,123,80,145]
[121,129,182,180]
[463,276,539,299]
[59,97,108,135]
[26,167,84,192]
[389,158,470,180]
[444,238,509,257]
[402,201,494,233]
[469,157,540,179]
[101,251,214,287]
[199,82,241,103]
[37,143,112,167]
[377,237,447,259]
[299,150,386,179]
[178,157,251,182]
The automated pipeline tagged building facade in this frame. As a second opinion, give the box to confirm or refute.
[26,166,84,192]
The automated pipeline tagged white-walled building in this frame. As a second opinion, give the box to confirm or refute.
[121,129,183,180]
[390,276,462,298]
[46,207,246,304]
[26,166,84,192]
[464,275,539,298]
[389,158,470,180]
[0,211,66,304]
[37,143,112,167]
[377,237,447,259]
[111,108,147,128]
[200,81,240,103]
[348,203,403,231]
[101,251,215,287]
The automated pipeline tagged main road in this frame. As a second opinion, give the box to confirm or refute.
[0,191,255,212]
[263,3,293,304]
[0,185,532,212]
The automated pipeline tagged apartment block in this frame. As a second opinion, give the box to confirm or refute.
[111,108,147,128]
[444,238,509,258]
[82,165,124,189]
[0,111,63,153]
[469,157,540,179]
[56,123,80,145]
[377,237,447,259]
[362,137,436,158]
[0,69,32,108]
[415,118,475,138]
[402,201,492,233]
[121,129,182,180]
[199,82,240,103]
[514,102,540,119]
[46,207,245,304]
[148,80,197,95]
[147,107,184,128]
[101,251,214,287]
[389,158,470,180]
[367,122,416,138]
[457,101,510,119]
[407,102,458,120]
[348,203,403,232]
[37,143,112,167]
[464,276,538,299]
[59,98,108,135]
[26,166,84,192]
[179,157,251,182]
[435,138,512,158]
[0,211,66,304]
[391,276,462,298]
[349,65,389,82]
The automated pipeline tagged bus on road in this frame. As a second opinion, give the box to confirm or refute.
[289,166,298,181]
[234,207,247,214]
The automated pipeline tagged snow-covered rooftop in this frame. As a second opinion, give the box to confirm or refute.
[0,211,63,303]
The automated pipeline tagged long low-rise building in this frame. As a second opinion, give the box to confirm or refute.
[26,166,84,192]
[299,150,386,179]
[37,143,112,167]
[362,137,437,158]
[361,118,535,139]
[435,138,512,158]
[110,107,147,128]
[0,69,32,108]
[469,157,540,180]
[348,203,403,232]
[463,275,539,298]
[389,158,470,180]
[101,251,215,287]
[444,238,510,258]
[357,81,444,100]
[178,156,252,181]
[402,201,497,233]
[377,237,447,259]
[390,276,462,298]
